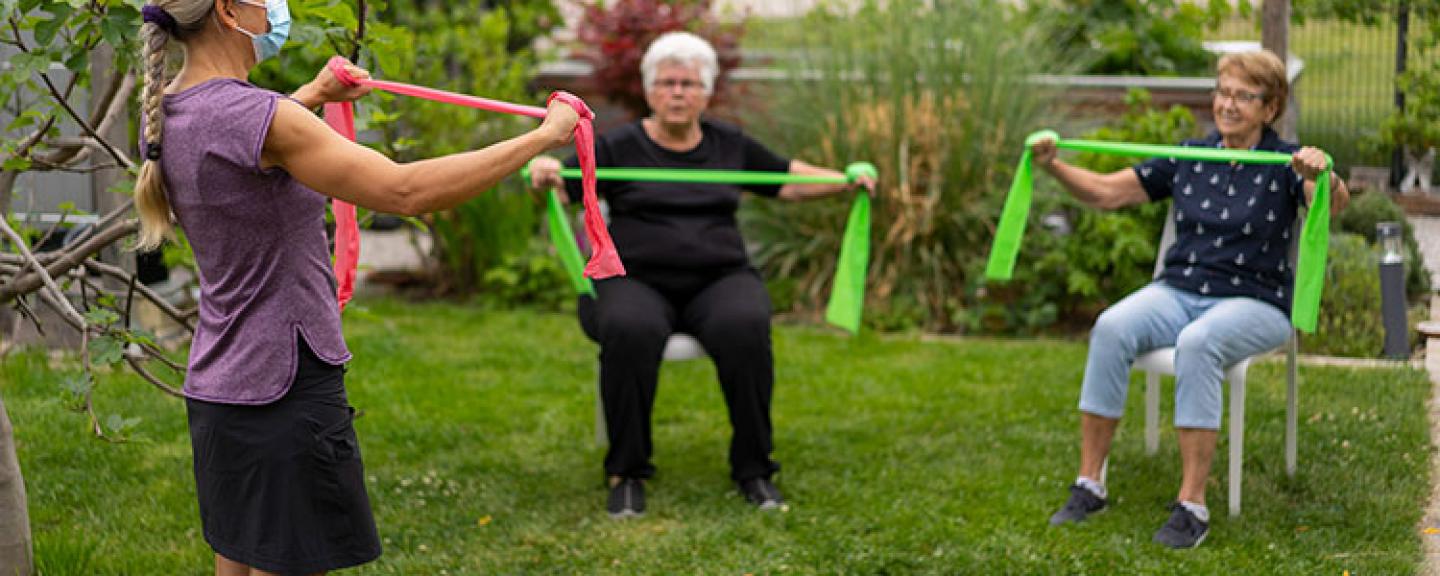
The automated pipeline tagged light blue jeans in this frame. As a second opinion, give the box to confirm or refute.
[1079,281,1292,430]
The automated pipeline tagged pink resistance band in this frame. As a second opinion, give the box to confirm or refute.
[321,56,624,310]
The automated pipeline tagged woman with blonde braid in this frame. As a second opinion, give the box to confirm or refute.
[136,1,578,573]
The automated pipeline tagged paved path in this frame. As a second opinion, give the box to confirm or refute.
[1408,216,1440,289]
[1420,295,1440,575]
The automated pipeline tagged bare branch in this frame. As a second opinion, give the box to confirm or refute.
[123,353,185,398]
[0,216,85,327]
[10,295,46,340]
[0,114,58,216]
[136,342,185,372]
[32,284,82,332]
[28,210,71,253]
[350,0,367,62]
[43,137,136,172]
[0,218,139,302]
[7,16,27,53]
[81,260,194,332]
[37,72,136,169]
[79,326,106,439]
[9,117,57,163]
[29,161,124,173]
[36,72,133,173]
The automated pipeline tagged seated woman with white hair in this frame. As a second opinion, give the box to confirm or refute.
[530,31,874,519]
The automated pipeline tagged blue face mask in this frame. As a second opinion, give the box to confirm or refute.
[231,0,290,63]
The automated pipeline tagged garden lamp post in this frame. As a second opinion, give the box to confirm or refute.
[1378,221,1409,358]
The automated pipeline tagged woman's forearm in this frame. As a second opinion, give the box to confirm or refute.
[1042,160,1146,210]
[777,160,852,201]
[391,129,556,215]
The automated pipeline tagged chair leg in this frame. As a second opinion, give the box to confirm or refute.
[595,374,608,447]
[1229,370,1245,518]
[1285,333,1299,477]
[1145,372,1160,455]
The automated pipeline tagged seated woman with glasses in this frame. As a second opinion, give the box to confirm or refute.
[1027,50,1349,549]
[528,31,873,519]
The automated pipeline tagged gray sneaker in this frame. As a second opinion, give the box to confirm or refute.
[607,478,645,519]
[1049,484,1108,525]
[738,477,785,510]
[1153,502,1209,549]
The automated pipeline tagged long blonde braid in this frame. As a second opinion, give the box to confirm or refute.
[134,0,213,251]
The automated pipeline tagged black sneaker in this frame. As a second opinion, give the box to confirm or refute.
[607,478,645,519]
[1049,484,1108,525]
[738,477,785,510]
[1153,502,1210,549]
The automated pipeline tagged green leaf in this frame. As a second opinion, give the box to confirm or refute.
[89,333,125,366]
[2,157,32,171]
[307,2,358,31]
[83,308,120,326]
[100,8,137,52]
[59,373,93,395]
[125,328,157,347]
[63,49,87,73]
[102,413,141,437]
[8,53,49,79]
[95,292,117,308]
[33,4,73,47]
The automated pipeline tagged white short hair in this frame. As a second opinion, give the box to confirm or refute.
[640,32,719,95]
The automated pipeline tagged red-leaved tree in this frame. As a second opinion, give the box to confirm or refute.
[574,0,746,117]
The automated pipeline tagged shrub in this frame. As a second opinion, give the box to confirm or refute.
[1054,90,1200,308]
[744,0,1066,333]
[1027,0,1243,76]
[574,0,745,117]
[1335,190,1430,299]
[1304,233,1384,357]
[479,237,572,311]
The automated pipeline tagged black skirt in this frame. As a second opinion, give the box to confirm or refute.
[186,341,381,574]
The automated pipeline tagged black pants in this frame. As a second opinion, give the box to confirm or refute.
[579,266,779,482]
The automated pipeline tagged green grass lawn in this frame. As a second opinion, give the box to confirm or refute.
[2,298,1433,574]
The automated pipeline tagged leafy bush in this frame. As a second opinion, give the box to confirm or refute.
[1027,0,1243,76]
[1058,91,1199,302]
[1304,233,1384,357]
[743,0,1066,333]
[1335,190,1430,299]
[574,0,745,117]
[479,237,572,311]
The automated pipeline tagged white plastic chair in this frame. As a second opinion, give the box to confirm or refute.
[1127,204,1300,517]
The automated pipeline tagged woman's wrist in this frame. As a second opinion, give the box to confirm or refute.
[290,82,323,110]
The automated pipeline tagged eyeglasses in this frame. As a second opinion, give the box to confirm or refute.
[652,78,705,92]
[1212,87,1265,105]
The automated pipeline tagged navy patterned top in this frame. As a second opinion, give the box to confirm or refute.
[1133,128,1306,313]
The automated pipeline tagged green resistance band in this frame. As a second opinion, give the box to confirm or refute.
[985,130,1333,333]
[546,189,595,297]
[529,162,879,333]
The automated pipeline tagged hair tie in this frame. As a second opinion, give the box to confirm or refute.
[141,5,178,35]
[143,142,162,161]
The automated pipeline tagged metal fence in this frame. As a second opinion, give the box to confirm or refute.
[1214,10,1432,182]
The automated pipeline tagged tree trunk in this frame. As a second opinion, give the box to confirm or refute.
[0,391,33,576]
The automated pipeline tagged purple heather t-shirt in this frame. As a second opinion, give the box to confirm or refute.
[160,78,351,405]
